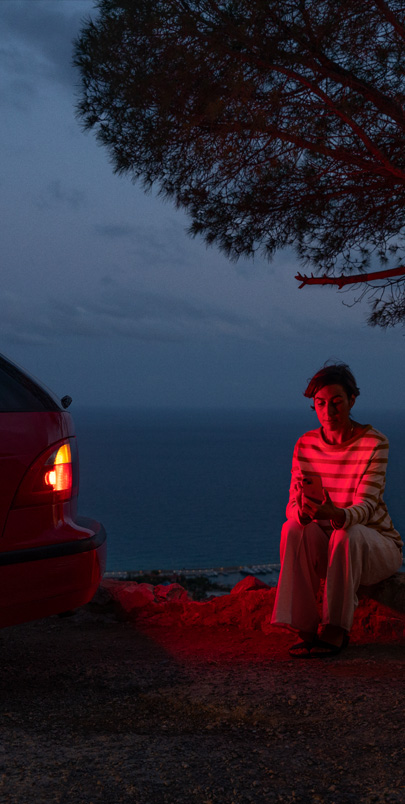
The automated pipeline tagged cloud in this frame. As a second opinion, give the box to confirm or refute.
[0,283,269,346]
[37,179,87,211]
[0,46,39,109]
[94,224,135,239]
[0,0,96,105]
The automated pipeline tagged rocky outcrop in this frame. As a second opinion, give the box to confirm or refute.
[359,572,405,613]
[99,574,405,642]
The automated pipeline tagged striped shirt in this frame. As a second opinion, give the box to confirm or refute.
[287,425,402,549]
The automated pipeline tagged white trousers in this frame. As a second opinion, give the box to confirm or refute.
[271,519,403,633]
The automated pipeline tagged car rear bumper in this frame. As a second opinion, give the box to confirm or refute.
[0,516,106,566]
[0,517,107,627]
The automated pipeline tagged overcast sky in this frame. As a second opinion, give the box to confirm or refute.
[0,0,404,412]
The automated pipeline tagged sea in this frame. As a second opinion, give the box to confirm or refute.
[73,407,405,574]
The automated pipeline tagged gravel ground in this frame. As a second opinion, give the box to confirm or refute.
[0,601,404,804]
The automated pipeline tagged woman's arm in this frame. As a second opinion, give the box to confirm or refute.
[286,443,300,522]
[314,436,389,529]
[286,441,314,524]
[343,439,389,528]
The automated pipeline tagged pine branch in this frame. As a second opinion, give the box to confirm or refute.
[295,266,405,289]
[371,0,405,44]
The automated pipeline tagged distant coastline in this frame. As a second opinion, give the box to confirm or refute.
[104,563,282,588]
[104,555,405,587]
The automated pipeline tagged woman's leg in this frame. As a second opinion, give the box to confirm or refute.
[271,519,329,634]
[323,525,402,633]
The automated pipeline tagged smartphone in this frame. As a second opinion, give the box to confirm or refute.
[300,473,324,504]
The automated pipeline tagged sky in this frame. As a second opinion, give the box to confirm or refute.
[0,0,404,412]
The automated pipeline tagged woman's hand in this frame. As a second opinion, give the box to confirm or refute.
[295,484,346,528]
[313,490,346,527]
[294,483,318,524]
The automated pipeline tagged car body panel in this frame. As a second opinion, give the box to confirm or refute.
[0,518,106,626]
[0,355,107,627]
[0,412,76,538]
[2,508,91,551]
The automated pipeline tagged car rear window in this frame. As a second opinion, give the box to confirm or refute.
[0,357,61,412]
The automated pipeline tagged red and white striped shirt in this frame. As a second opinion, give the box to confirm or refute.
[287,425,402,549]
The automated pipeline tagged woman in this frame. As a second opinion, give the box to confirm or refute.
[271,362,403,657]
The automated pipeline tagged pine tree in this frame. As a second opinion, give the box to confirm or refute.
[74,0,405,326]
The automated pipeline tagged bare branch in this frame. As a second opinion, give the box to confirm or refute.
[371,0,405,43]
[296,266,405,289]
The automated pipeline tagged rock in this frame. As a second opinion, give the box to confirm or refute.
[154,583,189,602]
[98,575,405,641]
[351,596,405,641]
[114,583,156,613]
[102,580,156,614]
[359,572,405,614]
[89,583,114,608]
[230,576,271,595]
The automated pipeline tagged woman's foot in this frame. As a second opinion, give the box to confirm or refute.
[289,627,350,658]
[319,625,346,647]
[310,627,350,658]
[288,631,317,658]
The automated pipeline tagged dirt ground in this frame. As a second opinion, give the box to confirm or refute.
[0,599,403,804]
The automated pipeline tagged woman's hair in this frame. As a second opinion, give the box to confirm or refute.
[304,362,360,400]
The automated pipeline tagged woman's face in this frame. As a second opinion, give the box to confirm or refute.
[313,383,355,433]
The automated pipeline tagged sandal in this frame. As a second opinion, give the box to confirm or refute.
[288,639,315,658]
[310,633,349,658]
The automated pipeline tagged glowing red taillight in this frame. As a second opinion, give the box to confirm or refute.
[13,439,77,508]
[43,443,72,495]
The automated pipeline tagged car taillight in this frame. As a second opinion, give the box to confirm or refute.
[12,439,77,508]
[44,444,72,495]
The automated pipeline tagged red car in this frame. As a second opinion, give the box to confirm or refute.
[0,353,106,627]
